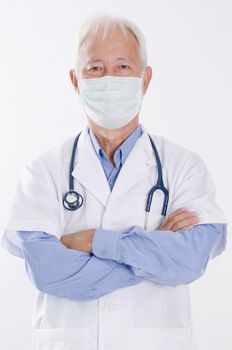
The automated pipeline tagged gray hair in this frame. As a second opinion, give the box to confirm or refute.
[74,13,147,71]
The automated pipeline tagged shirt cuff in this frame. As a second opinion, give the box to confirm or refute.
[118,264,139,288]
[92,228,120,261]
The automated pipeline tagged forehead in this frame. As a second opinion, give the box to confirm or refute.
[79,27,140,62]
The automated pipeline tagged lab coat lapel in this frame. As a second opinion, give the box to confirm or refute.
[108,124,157,200]
[71,124,157,207]
[71,126,111,207]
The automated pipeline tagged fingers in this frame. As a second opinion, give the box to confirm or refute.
[171,217,198,232]
[162,207,187,222]
[159,208,185,229]
[159,207,199,231]
[182,225,193,230]
[161,210,197,231]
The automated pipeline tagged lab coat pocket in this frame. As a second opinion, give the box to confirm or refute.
[128,327,196,350]
[32,327,91,350]
[137,194,164,231]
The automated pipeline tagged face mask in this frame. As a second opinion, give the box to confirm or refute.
[78,75,144,129]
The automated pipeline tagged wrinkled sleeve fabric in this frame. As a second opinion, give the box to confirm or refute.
[16,230,143,301]
[2,155,63,258]
[92,223,227,287]
[92,151,227,287]
[168,151,227,225]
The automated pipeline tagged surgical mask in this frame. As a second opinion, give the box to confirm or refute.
[78,75,144,129]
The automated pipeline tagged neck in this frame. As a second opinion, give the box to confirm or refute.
[88,116,139,163]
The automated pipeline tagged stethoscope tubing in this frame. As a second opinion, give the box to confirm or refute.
[63,130,169,217]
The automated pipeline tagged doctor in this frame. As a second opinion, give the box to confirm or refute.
[2,14,227,350]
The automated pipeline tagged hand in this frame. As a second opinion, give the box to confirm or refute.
[158,207,199,232]
[60,229,95,252]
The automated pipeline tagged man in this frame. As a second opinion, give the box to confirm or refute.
[2,14,227,350]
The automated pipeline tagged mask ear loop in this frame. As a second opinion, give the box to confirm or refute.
[74,69,79,93]
[141,67,146,96]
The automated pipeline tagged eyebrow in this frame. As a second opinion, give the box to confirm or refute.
[116,57,133,62]
[86,56,133,65]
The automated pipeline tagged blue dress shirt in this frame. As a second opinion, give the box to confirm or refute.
[16,123,226,300]
[88,123,143,191]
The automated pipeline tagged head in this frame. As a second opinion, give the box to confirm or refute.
[69,14,152,134]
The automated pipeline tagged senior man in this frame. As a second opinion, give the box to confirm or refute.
[2,14,227,350]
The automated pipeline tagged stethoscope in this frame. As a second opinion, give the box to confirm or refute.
[63,131,169,228]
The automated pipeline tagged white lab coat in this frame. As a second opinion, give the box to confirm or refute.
[2,123,227,350]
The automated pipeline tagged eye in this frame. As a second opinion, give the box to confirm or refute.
[89,66,102,71]
[120,64,130,69]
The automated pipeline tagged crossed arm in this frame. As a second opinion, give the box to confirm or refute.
[17,208,226,301]
[60,208,199,252]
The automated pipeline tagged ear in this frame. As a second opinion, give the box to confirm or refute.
[69,69,80,93]
[142,66,152,95]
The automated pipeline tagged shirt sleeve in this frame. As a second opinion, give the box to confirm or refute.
[92,223,227,287]
[16,230,143,301]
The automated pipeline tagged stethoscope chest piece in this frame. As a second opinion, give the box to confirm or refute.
[63,190,84,211]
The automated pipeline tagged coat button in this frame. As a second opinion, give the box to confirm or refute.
[104,299,117,310]
[104,300,111,308]
[129,278,135,284]
[104,341,118,350]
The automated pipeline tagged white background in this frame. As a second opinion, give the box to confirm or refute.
[0,1,231,349]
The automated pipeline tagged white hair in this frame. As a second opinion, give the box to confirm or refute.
[74,13,147,71]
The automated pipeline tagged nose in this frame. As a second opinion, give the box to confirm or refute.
[102,67,117,76]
